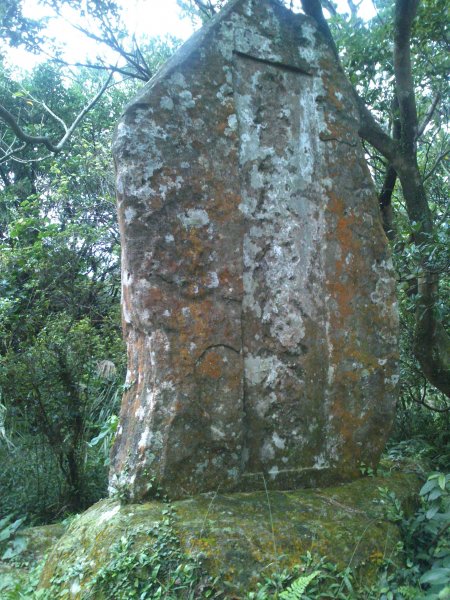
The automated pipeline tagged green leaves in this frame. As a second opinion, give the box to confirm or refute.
[85,512,217,600]
[279,571,320,599]
[0,514,28,561]
[0,57,127,520]
[420,473,450,498]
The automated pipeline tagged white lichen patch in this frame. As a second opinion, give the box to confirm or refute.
[169,72,186,88]
[268,465,279,479]
[124,206,137,224]
[98,505,120,525]
[160,96,174,110]
[145,388,156,413]
[227,467,239,480]
[272,432,286,450]
[179,90,196,109]
[122,299,132,325]
[178,208,210,228]
[261,439,275,461]
[270,311,306,349]
[206,272,219,288]
[245,354,283,387]
[258,392,277,419]
[138,427,150,450]
[135,405,146,421]
[313,454,329,469]
[298,21,318,64]
[195,460,209,474]
[211,425,226,440]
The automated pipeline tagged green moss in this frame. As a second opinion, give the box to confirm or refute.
[33,473,420,598]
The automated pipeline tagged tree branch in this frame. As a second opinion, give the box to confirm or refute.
[0,74,113,157]
[394,0,419,153]
[346,0,361,19]
[407,389,449,413]
[417,93,441,140]
[322,0,338,16]
[51,54,149,81]
[379,166,397,238]
[356,97,399,161]
[132,35,153,81]
[0,104,58,152]
[23,90,68,132]
[379,98,401,238]
[70,21,149,80]
[193,0,217,17]
[423,148,450,182]
[54,73,113,151]
[0,144,27,164]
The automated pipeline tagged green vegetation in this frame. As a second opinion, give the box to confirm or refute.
[0,470,448,598]
[40,510,219,599]
[0,0,448,597]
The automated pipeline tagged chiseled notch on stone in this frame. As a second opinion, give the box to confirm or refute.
[110,0,398,501]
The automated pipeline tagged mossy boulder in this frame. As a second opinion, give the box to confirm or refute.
[36,473,420,598]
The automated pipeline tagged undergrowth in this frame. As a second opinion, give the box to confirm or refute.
[2,469,448,600]
[1,434,449,599]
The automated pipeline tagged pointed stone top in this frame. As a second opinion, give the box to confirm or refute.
[124,0,317,110]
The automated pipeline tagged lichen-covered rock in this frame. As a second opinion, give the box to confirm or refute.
[111,0,398,500]
[37,474,419,598]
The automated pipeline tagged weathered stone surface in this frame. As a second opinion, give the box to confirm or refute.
[37,474,420,598]
[111,0,398,500]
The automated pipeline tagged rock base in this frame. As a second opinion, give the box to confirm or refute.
[37,473,419,598]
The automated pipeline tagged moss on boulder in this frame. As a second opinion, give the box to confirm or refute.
[36,472,419,598]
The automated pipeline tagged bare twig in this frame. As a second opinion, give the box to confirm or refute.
[192,0,217,18]
[0,140,27,164]
[417,93,442,139]
[407,389,450,413]
[346,0,362,19]
[20,88,68,132]
[323,0,338,16]
[423,148,450,182]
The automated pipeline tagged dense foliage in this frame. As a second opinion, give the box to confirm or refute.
[0,61,128,518]
[0,3,180,517]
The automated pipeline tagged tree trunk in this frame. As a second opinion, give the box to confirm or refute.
[394,158,450,397]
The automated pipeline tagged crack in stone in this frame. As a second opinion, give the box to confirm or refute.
[319,133,357,147]
[233,50,313,76]
[194,343,241,367]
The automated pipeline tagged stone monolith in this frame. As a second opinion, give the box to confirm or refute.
[110,0,399,500]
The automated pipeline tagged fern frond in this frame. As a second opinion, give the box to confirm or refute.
[279,570,320,599]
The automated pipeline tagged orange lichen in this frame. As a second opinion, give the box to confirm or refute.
[197,351,224,379]
[325,190,361,326]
